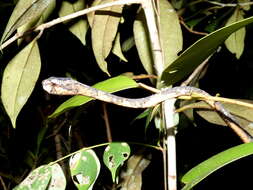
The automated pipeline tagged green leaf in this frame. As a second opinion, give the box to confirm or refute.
[133,9,154,75]
[1,40,41,128]
[48,75,138,118]
[134,1,182,76]
[59,0,88,46]
[238,0,251,11]
[69,149,100,190]
[18,0,56,47]
[91,0,123,75]
[225,8,246,59]
[48,163,66,190]
[1,0,53,44]
[193,101,253,136]
[161,16,253,86]
[13,165,51,190]
[181,143,253,190]
[122,36,135,52]
[103,142,130,183]
[112,32,128,62]
[159,0,183,69]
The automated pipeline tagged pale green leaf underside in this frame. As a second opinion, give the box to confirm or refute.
[1,40,41,127]
[181,143,253,190]
[161,16,253,86]
[225,8,246,59]
[49,75,138,118]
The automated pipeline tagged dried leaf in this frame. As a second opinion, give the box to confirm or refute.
[91,0,123,75]
[225,8,246,59]
[59,0,88,46]
[120,153,151,190]
[1,39,41,128]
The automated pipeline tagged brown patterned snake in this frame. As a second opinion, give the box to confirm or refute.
[42,77,253,142]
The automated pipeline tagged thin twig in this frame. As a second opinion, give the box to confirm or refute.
[0,176,7,190]
[181,55,210,86]
[204,0,253,7]
[102,103,112,142]
[0,0,143,50]
[179,17,208,36]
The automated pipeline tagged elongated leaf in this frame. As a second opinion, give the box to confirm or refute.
[103,142,130,183]
[48,164,66,190]
[13,165,51,190]
[91,0,123,75]
[112,32,128,62]
[59,0,88,46]
[225,8,246,59]
[48,75,138,118]
[69,149,100,190]
[159,0,183,69]
[1,0,52,44]
[1,40,41,128]
[133,9,154,75]
[17,0,56,45]
[161,16,253,86]
[181,143,253,190]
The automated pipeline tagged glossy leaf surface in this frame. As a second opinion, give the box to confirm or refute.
[161,16,253,86]
[181,143,253,190]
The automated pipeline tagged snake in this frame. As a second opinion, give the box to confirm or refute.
[42,77,253,142]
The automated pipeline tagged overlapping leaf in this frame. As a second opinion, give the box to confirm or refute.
[69,149,100,190]
[59,0,88,46]
[13,165,51,190]
[133,0,182,76]
[91,0,123,75]
[161,16,253,86]
[48,75,138,118]
[48,164,66,190]
[225,8,246,59]
[1,0,53,44]
[1,39,41,128]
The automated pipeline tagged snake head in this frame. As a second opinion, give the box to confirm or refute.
[42,77,80,95]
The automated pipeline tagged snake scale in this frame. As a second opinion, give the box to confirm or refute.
[42,77,253,142]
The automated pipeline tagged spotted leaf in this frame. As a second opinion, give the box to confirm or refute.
[13,165,51,190]
[103,142,130,183]
[69,149,100,190]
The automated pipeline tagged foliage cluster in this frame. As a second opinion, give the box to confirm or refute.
[1,0,253,189]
